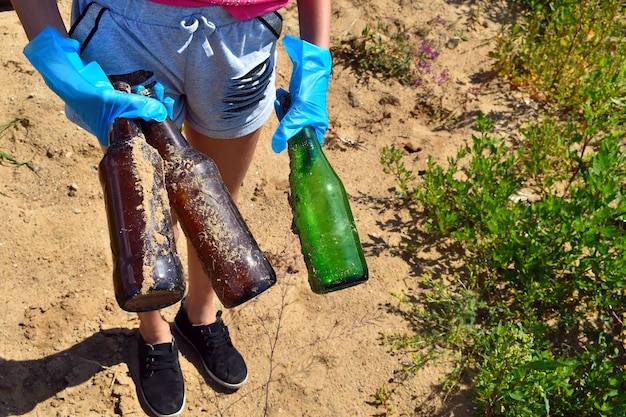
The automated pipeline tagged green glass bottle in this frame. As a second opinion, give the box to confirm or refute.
[288,125,368,294]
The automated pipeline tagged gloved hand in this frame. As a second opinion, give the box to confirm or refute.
[135,83,175,119]
[23,26,168,146]
[272,35,331,154]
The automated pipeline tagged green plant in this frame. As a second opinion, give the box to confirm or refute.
[371,384,395,416]
[333,18,459,124]
[383,275,487,393]
[493,0,626,116]
[332,22,418,85]
[0,118,35,170]
[473,322,578,417]
[381,111,626,414]
[376,1,626,415]
[380,145,416,198]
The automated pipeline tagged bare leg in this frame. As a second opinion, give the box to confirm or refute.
[138,311,173,344]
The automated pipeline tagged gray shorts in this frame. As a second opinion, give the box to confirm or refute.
[68,0,282,139]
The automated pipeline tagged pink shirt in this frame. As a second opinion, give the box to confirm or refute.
[148,0,292,20]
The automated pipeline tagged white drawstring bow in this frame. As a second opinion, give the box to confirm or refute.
[177,15,216,56]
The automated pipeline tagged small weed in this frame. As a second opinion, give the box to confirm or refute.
[332,21,419,85]
[0,118,36,171]
[332,18,451,88]
[371,384,395,416]
[254,236,380,417]
[380,145,416,198]
[333,16,462,124]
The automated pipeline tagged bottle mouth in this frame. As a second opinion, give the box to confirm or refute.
[112,81,132,93]
[280,92,292,110]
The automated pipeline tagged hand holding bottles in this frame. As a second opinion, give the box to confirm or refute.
[272,35,331,153]
[23,26,168,146]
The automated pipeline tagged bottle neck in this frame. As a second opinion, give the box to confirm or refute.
[288,125,320,151]
[287,126,324,172]
[109,118,143,147]
[141,118,189,158]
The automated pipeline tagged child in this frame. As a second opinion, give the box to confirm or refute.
[9,0,332,415]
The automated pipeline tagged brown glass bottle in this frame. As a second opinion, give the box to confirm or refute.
[99,83,185,312]
[139,117,276,308]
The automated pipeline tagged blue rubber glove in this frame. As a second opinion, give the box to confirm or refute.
[272,35,331,154]
[135,83,175,119]
[23,26,168,146]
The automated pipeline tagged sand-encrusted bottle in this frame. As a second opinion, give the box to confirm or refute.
[98,82,185,312]
[139,113,276,308]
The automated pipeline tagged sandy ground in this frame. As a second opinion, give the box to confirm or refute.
[0,1,523,416]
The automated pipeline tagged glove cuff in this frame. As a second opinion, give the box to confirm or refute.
[24,26,80,60]
[282,35,331,93]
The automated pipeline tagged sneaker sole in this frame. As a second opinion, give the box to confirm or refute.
[173,320,248,390]
[138,384,186,417]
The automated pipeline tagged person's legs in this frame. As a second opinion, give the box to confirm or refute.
[133,125,262,411]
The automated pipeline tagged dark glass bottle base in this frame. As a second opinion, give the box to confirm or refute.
[120,290,184,312]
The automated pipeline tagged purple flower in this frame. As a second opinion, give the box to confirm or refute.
[434,71,450,86]
[420,41,439,60]
[417,60,432,72]
[427,14,448,28]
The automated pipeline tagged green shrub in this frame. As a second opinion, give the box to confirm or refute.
[384,116,626,413]
[380,1,626,413]
[493,0,626,116]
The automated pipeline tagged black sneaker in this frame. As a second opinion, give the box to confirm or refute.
[137,335,186,417]
[174,306,248,389]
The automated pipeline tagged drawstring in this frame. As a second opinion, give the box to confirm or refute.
[177,14,216,56]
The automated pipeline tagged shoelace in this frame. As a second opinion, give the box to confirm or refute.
[144,346,177,378]
[200,325,232,352]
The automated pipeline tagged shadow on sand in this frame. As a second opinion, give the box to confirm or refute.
[0,326,240,417]
[0,328,133,416]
